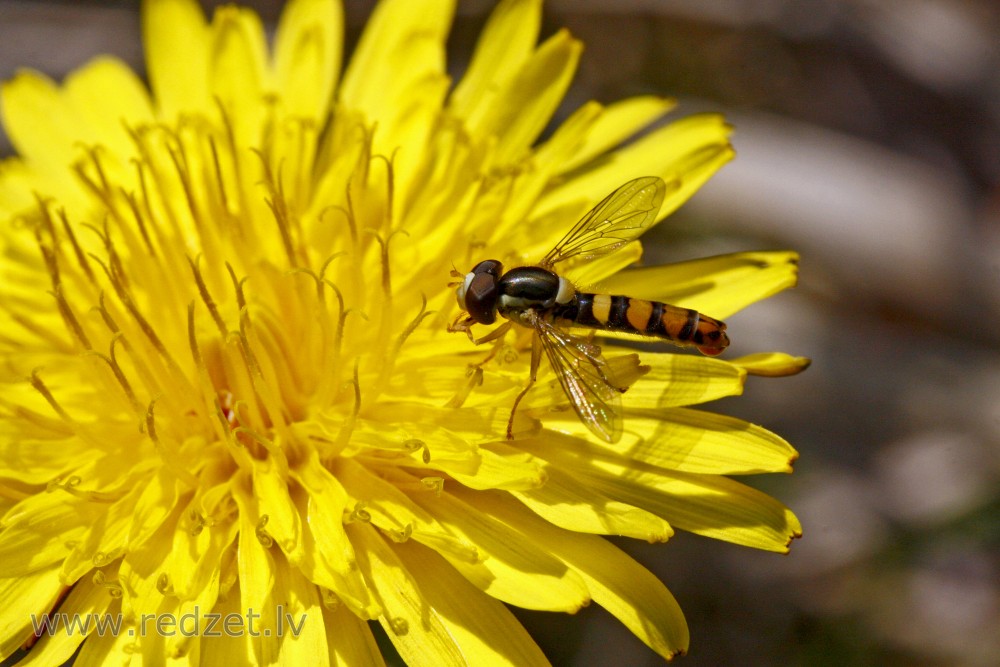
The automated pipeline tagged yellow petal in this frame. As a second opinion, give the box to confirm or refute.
[64,57,155,158]
[251,460,301,556]
[393,539,549,666]
[142,0,211,118]
[539,456,801,552]
[199,584,256,666]
[730,352,812,377]
[0,156,36,216]
[0,491,88,576]
[0,568,64,661]
[126,468,179,549]
[323,602,385,667]
[559,95,677,174]
[407,478,591,611]
[596,250,801,318]
[166,508,236,601]
[0,71,81,190]
[209,5,267,147]
[535,113,733,224]
[71,605,133,667]
[61,483,144,582]
[291,456,377,617]
[466,488,690,660]
[540,408,798,475]
[471,29,583,166]
[512,463,674,542]
[273,0,343,124]
[449,0,541,118]
[231,477,275,663]
[348,521,467,667]
[334,458,480,564]
[623,352,746,408]
[15,577,111,666]
[260,551,331,665]
[338,0,453,138]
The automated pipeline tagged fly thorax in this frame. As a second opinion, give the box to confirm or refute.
[496,266,568,316]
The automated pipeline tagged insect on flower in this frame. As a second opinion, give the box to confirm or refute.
[451,176,730,443]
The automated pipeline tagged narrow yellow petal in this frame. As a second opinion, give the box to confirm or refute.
[465,489,690,661]
[559,95,677,174]
[393,539,550,667]
[142,0,211,118]
[231,477,275,663]
[434,442,547,492]
[291,457,377,617]
[596,250,801,318]
[273,0,343,123]
[334,458,480,564]
[260,551,331,666]
[348,522,467,667]
[540,407,797,475]
[68,598,131,667]
[61,483,144,582]
[623,353,747,408]
[543,458,802,552]
[534,113,733,224]
[449,0,541,118]
[512,463,674,542]
[0,492,87,576]
[126,468,180,549]
[251,461,301,556]
[63,57,155,158]
[0,155,36,216]
[0,71,81,189]
[472,29,583,166]
[166,511,236,601]
[730,352,812,377]
[15,577,111,666]
[0,568,64,661]
[209,5,267,146]
[339,0,453,129]
[407,481,591,611]
[323,602,385,667]
[199,586,256,666]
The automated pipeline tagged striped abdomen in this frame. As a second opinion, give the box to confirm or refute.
[551,293,730,356]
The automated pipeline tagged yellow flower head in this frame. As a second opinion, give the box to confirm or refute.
[0,0,806,663]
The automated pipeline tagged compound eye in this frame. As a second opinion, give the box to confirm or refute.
[470,259,503,279]
[465,267,500,324]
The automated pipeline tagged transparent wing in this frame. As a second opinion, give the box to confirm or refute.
[540,176,667,269]
[533,317,624,443]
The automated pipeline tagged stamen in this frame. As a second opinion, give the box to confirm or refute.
[445,365,483,409]
[257,151,298,267]
[145,399,199,488]
[188,256,228,337]
[333,359,361,455]
[255,516,274,548]
[29,370,74,424]
[49,286,92,351]
[57,208,97,282]
[370,294,433,402]
[120,191,157,259]
[81,345,140,413]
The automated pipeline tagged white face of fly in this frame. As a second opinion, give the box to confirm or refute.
[455,272,475,311]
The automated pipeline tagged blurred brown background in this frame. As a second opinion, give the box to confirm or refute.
[2,1,999,665]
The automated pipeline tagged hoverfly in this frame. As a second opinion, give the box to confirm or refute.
[451,176,729,443]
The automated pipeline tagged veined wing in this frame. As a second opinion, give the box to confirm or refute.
[533,316,624,443]
[540,176,668,269]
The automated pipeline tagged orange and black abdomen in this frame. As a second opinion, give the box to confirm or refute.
[553,293,730,356]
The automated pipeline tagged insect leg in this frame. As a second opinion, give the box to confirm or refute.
[507,322,543,439]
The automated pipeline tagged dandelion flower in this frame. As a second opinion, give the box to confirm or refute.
[0,0,806,663]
